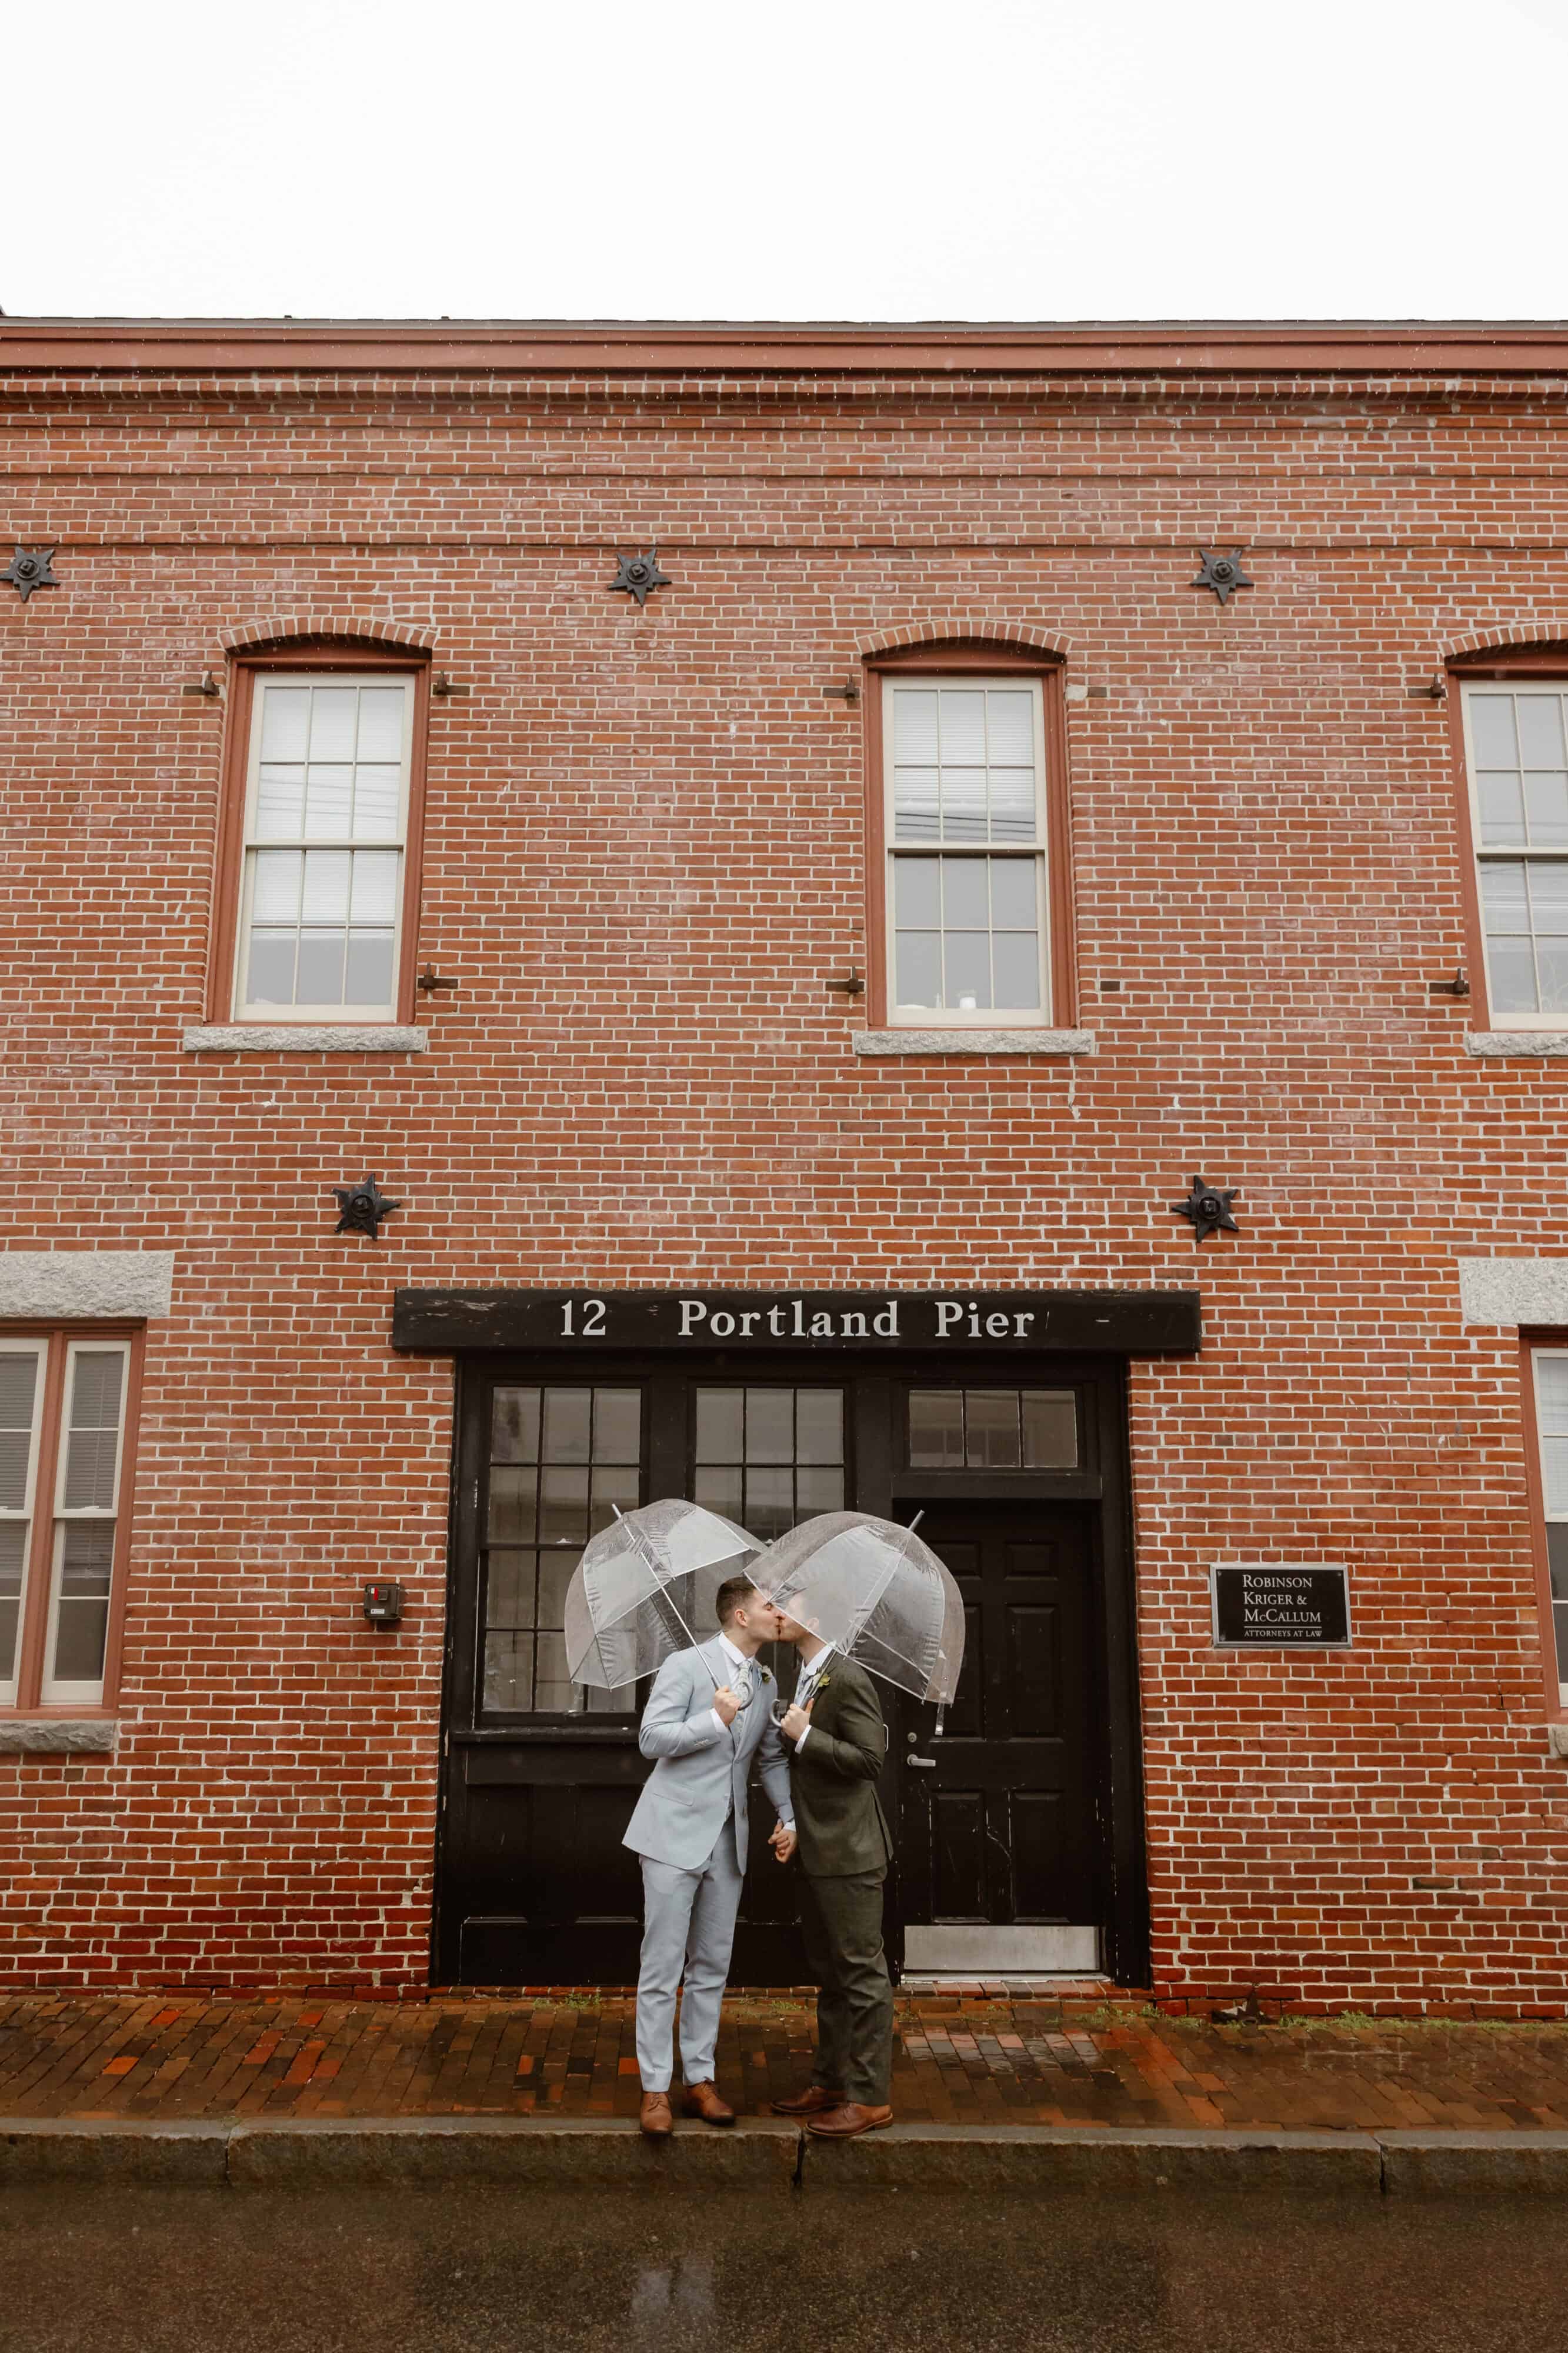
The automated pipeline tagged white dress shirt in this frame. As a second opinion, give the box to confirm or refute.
[709,1629,754,1738]
[709,1629,793,1828]
[791,1641,835,1752]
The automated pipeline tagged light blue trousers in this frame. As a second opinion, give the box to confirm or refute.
[636,1819,745,2091]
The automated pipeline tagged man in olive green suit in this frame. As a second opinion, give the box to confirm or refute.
[768,1601,895,2138]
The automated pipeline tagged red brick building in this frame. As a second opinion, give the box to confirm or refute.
[3,318,1567,2014]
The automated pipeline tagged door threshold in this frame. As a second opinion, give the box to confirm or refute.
[900,1971,1113,1995]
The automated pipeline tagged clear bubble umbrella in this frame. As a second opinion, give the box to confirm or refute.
[564,1498,764,1695]
[762,1511,966,1729]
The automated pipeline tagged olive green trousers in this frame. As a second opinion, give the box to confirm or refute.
[799,1867,893,2106]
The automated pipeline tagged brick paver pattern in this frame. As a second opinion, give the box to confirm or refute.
[4,1992,1568,2130]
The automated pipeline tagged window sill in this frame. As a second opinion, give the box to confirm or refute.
[1547,1724,1568,1761]
[184,1025,429,1055]
[853,1028,1096,1058]
[0,1718,117,1754]
[1466,1031,1568,1057]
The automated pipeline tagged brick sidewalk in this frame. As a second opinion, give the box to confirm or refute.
[5,1992,1568,2132]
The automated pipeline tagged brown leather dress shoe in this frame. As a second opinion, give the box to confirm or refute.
[682,2080,735,2125]
[804,2102,895,2138]
[770,2085,847,2116]
[639,2091,674,2137]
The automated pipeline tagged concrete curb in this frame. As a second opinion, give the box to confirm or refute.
[2,2118,1567,2193]
[228,2116,800,2189]
[1377,2129,1568,2196]
[798,2124,1384,2193]
[0,2121,229,2187]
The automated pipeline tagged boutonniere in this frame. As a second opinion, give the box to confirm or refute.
[816,1675,833,1692]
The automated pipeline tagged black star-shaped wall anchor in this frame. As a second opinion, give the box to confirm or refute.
[1171,1174,1241,1244]
[1192,548,1252,605]
[609,546,670,606]
[3,545,58,603]
[331,1173,402,1242]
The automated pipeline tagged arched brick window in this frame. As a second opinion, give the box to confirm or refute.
[862,639,1073,1029]
[1449,641,1568,1031]
[206,636,432,1026]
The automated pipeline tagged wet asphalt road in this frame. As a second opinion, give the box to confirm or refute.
[0,2185,1564,2353]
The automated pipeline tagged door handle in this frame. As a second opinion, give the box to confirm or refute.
[906,1755,937,1769]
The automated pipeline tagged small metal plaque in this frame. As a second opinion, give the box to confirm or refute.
[1210,1564,1352,1648]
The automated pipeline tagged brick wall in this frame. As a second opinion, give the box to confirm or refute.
[2,338,1565,2010]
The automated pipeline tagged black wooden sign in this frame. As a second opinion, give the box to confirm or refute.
[392,1286,1201,1355]
[1210,1565,1352,1648]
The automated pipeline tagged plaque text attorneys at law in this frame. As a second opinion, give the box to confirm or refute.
[391,1287,1202,1355]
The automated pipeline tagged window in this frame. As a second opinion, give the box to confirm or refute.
[226,668,421,1022]
[1531,1352,1568,1705]
[482,1385,642,1715]
[692,1387,846,1540]
[908,1387,1077,1469]
[1461,681,1568,1024]
[882,675,1052,1025]
[0,1333,135,1710]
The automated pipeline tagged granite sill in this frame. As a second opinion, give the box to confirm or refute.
[853,1028,1096,1058]
[0,1251,175,1319]
[0,1719,118,1754]
[1466,1032,1568,1058]
[184,1025,428,1055]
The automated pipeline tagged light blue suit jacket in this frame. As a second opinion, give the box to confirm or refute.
[623,1637,793,1871]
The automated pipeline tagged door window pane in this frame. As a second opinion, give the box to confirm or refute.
[1021,1391,1079,1468]
[693,1388,846,1542]
[908,1388,1078,1471]
[908,1390,965,1468]
[965,1392,1022,1467]
[480,1386,643,1717]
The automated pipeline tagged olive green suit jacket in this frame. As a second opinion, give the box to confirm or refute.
[790,1654,893,1878]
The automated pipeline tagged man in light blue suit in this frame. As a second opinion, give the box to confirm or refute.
[624,1574,795,2135]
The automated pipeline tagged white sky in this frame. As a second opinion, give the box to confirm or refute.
[7,0,1568,323]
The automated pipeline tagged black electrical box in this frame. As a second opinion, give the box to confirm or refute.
[362,1580,405,1625]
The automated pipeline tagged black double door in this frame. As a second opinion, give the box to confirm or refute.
[895,1503,1099,1965]
[432,1355,1143,1986]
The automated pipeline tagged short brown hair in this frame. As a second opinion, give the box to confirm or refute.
[715,1576,758,1627]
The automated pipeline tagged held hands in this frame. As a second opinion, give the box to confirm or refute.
[769,1820,798,1864]
[713,1684,741,1727]
[779,1699,813,1742]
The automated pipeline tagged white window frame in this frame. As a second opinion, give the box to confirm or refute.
[882,674,1053,1028]
[1530,1347,1568,1707]
[1460,679,1568,1029]
[231,670,415,1024]
[0,1339,46,1707]
[41,1339,130,1707]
